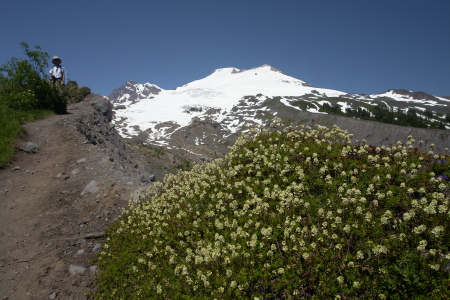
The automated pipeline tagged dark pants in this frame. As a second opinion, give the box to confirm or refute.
[50,76,64,86]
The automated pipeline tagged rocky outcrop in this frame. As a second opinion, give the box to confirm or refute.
[73,96,155,183]
[87,94,113,121]
[108,80,161,103]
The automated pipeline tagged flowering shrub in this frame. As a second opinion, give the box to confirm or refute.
[93,122,450,299]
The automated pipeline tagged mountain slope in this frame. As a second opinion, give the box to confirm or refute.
[109,65,450,158]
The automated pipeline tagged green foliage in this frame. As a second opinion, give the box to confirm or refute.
[0,42,67,114]
[0,104,22,167]
[174,155,192,171]
[136,143,170,159]
[0,104,51,167]
[320,102,344,115]
[93,121,450,299]
[290,99,318,111]
[66,81,91,103]
[0,42,69,167]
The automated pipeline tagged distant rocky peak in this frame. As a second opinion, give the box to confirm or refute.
[109,81,162,103]
[125,80,138,86]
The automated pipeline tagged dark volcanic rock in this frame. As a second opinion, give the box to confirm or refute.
[109,80,161,103]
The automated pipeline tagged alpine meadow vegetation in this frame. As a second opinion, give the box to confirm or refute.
[93,121,450,299]
[0,42,67,167]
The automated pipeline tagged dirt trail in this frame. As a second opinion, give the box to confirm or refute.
[0,100,149,300]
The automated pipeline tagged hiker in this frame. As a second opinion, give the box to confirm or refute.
[49,56,65,86]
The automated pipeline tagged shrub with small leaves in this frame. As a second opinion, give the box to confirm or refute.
[66,81,91,103]
[93,121,450,299]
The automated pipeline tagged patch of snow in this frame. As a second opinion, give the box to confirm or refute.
[336,101,352,112]
[371,90,445,107]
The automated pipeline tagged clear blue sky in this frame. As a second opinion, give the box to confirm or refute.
[1,0,449,97]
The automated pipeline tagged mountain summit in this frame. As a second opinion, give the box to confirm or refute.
[175,65,319,96]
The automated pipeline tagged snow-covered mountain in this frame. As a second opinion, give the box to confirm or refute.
[109,65,450,158]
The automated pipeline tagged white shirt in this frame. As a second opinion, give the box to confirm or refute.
[49,65,64,79]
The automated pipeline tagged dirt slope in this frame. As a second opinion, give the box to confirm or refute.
[0,99,149,300]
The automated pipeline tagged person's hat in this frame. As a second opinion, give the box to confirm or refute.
[52,56,62,64]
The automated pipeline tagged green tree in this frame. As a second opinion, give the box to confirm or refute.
[424,108,434,119]
[0,42,66,114]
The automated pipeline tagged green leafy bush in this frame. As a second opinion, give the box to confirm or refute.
[66,81,91,103]
[0,104,22,166]
[94,122,449,299]
[0,103,51,167]
[0,42,67,114]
